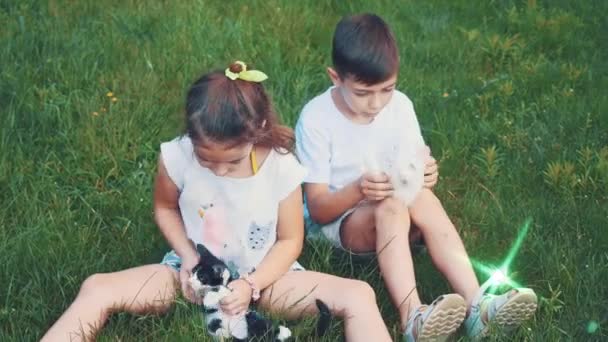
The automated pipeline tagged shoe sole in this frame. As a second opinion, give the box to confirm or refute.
[493,289,538,329]
[417,294,467,342]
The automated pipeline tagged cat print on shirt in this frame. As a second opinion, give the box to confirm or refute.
[247,221,274,251]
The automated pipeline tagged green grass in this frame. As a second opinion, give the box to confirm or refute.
[1,0,607,340]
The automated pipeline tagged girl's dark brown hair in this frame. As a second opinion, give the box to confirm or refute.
[185,62,294,152]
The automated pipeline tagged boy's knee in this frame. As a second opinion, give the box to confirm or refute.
[375,197,408,217]
[373,198,410,232]
[412,188,441,207]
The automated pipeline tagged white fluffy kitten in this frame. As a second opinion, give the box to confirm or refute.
[362,144,429,207]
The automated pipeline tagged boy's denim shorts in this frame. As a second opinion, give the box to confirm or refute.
[304,209,356,251]
[304,205,425,257]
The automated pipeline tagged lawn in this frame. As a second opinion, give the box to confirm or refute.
[1,0,607,341]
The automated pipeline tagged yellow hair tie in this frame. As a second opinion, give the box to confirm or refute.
[225,61,268,82]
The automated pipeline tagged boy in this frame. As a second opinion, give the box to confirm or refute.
[295,13,538,341]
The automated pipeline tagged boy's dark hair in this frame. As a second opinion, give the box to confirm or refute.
[332,13,399,84]
[185,62,294,152]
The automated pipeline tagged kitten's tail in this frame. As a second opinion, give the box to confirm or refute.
[315,299,332,336]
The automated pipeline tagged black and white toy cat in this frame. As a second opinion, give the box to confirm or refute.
[190,244,331,341]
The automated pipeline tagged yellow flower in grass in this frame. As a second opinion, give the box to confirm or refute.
[442,92,449,98]
[111,97,118,103]
[92,111,99,116]
[106,91,114,97]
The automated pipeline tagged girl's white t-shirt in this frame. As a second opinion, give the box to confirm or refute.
[160,136,306,275]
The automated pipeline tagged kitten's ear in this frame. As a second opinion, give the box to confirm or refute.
[196,244,207,259]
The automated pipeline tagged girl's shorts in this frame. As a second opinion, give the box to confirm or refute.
[160,250,182,271]
[160,250,306,274]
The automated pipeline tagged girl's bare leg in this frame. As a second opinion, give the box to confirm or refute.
[41,264,179,342]
[258,270,392,342]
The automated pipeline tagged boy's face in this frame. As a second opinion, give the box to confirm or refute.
[328,67,397,121]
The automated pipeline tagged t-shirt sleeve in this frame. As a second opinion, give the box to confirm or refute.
[273,152,308,202]
[397,92,426,147]
[160,136,193,191]
[295,114,331,184]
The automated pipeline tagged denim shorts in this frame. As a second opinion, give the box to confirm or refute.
[304,206,425,257]
[304,209,356,250]
[160,250,182,271]
[160,250,304,277]
[160,250,241,279]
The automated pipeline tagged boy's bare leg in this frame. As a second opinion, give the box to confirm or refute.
[409,188,480,307]
[258,270,392,342]
[340,198,421,328]
[41,264,179,342]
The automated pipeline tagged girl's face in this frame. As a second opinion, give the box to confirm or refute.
[193,139,254,177]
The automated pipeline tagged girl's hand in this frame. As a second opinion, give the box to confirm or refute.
[221,279,252,316]
[179,254,202,304]
[424,154,439,189]
[359,172,394,201]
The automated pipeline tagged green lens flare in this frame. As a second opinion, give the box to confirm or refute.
[501,218,532,272]
[587,320,599,334]
[470,219,532,293]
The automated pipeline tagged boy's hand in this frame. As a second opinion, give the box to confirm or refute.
[179,254,203,305]
[424,154,439,189]
[359,172,394,201]
[221,279,252,316]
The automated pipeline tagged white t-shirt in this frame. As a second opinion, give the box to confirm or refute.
[160,136,306,274]
[295,87,425,194]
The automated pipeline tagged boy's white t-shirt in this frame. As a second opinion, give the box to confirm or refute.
[160,136,306,275]
[295,87,425,194]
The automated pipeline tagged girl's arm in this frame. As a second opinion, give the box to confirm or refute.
[221,185,305,315]
[153,156,201,303]
[153,157,198,262]
[248,185,305,290]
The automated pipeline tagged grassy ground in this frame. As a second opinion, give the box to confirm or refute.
[1,0,607,340]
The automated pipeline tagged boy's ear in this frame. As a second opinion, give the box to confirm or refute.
[326,67,342,86]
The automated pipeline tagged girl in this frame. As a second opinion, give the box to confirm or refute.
[41,61,393,342]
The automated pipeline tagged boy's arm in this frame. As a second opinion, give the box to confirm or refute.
[304,182,364,224]
[397,91,439,188]
[295,114,362,223]
[305,171,395,225]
